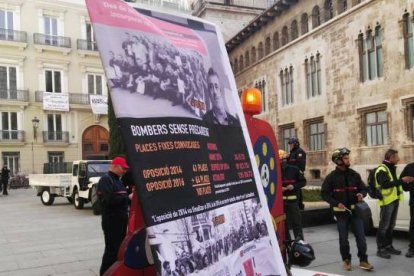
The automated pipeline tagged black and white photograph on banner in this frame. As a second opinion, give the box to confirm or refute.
[148,197,278,276]
[94,16,240,124]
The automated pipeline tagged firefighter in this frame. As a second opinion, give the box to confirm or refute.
[287,138,306,210]
[279,150,306,241]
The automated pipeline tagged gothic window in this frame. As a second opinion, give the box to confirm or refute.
[312,6,321,28]
[281,26,289,46]
[245,50,250,67]
[265,36,271,55]
[251,46,256,63]
[324,0,334,22]
[403,13,414,69]
[291,20,299,40]
[273,32,280,50]
[258,42,264,59]
[301,13,309,34]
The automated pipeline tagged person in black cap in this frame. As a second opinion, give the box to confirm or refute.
[97,156,129,275]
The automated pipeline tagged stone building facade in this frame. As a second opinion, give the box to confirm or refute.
[192,0,276,41]
[0,0,109,175]
[227,0,414,182]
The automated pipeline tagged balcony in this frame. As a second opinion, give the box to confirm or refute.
[36,91,91,107]
[192,0,275,13]
[0,28,28,50]
[69,93,90,105]
[0,130,25,143]
[0,89,29,102]
[76,39,99,57]
[42,131,69,144]
[33,33,71,55]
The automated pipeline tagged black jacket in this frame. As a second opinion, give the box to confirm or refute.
[400,162,414,206]
[97,171,128,216]
[288,146,306,172]
[281,164,306,198]
[321,167,367,211]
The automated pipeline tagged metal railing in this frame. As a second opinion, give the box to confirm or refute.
[36,91,91,105]
[42,131,69,143]
[192,0,276,11]
[131,0,191,12]
[69,93,90,105]
[0,89,29,102]
[0,130,25,142]
[77,39,98,51]
[0,28,27,43]
[33,33,71,48]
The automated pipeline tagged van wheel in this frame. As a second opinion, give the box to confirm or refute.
[73,189,84,209]
[91,186,101,215]
[41,189,55,206]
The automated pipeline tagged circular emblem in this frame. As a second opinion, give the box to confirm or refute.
[254,136,278,209]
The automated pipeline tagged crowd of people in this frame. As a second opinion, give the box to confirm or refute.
[161,219,269,276]
[106,32,211,118]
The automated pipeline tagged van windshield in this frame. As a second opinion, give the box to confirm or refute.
[87,163,110,178]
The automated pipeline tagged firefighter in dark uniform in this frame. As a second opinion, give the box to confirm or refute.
[287,137,306,210]
[400,161,414,258]
[321,147,373,271]
[97,156,130,275]
[279,150,306,240]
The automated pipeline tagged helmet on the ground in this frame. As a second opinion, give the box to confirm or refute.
[290,240,315,267]
[278,149,289,160]
[287,137,300,147]
[331,147,350,164]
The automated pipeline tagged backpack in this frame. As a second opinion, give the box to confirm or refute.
[367,166,383,200]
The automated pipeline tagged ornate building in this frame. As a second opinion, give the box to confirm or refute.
[0,0,109,175]
[227,0,414,182]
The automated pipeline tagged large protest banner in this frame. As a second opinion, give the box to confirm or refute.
[86,0,285,275]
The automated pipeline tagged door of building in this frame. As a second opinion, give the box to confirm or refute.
[82,125,109,160]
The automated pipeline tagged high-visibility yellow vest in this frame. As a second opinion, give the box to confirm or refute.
[375,164,404,206]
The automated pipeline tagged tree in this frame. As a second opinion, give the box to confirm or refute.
[107,93,125,158]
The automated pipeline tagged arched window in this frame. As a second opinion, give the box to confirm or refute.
[265,37,271,55]
[258,42,264,59]
[251,46,256,63]
[338,0,348,14]
[239,55,244,70]
[301,13,309,34]
[324,0,334,22]
[291,20,299,40]
[281,26,289,46]
[273,32,280,50]
[233,58,238,73]
[312,6,321,28]
[245,50,250,67]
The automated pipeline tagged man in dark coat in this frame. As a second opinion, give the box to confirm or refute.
[399,161,414,257]
[1,164,10,195]
[97,156,129,275]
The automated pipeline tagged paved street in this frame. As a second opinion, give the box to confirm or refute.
[0,189,413,276]
[0,189,102,276]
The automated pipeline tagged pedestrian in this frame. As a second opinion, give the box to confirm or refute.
[321,147,373,271]
[375,149,414,259]
[1,164,10,195]
[400,161,414,258]
[97,156,129,275]
[279,150,306,240]
[287,137,306,210]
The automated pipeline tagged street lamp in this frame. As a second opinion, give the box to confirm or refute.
[32,116,40,141]
[31,117,40,173]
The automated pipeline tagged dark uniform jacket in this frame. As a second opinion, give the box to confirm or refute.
[281,164,306,199]
[288,146,306,172]
[321,167,367,212]
[401,162,414,206]
[97,171,128,216]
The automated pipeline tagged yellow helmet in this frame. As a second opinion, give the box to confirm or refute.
[278,149,288,160]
